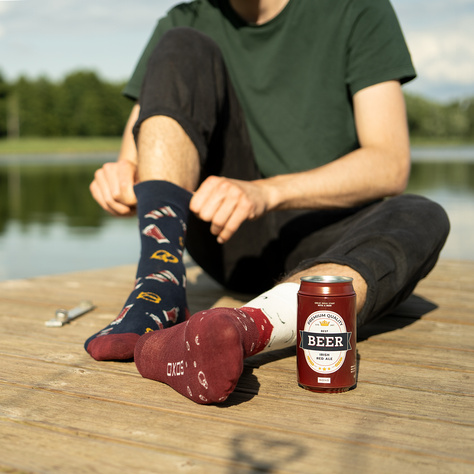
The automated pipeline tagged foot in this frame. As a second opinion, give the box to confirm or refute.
[134,307,272,403]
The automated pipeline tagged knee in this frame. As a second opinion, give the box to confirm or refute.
[390,194,450,246]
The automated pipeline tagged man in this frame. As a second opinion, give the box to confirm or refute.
[85,0,449,404]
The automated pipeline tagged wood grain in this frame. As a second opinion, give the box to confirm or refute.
[1,260,473,473]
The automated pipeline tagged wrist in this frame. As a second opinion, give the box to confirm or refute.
[255,177,284,212]
[118,156,137,166]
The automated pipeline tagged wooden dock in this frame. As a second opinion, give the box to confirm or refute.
[1,259,473,473]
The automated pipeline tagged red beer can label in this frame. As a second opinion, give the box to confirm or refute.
[297,276,357,393]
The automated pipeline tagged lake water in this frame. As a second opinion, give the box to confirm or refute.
[1,146,473,281]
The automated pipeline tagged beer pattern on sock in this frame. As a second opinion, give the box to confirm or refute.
[84,180,192,361]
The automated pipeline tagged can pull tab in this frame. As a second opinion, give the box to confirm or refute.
[45,301,95,327]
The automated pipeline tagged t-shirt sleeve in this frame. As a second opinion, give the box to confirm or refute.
[346,0,416,96]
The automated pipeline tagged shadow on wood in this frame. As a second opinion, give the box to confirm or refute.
[227,431,307,473]
[358,293,438,341]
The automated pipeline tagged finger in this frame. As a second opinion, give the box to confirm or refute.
[209,197,238,236]
[90,180,132,216]
[117,161,138,207]
[102,163,122,201]
[211,186,253,242]
[190,176,228,213]
[91,170,134,216]
[90,179,118,215]
[103,161,137,213]
[189,178,211,215]
[190,176,227,221]
[216,203,252,244]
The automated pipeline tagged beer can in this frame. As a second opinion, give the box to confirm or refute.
[297,276,357,393]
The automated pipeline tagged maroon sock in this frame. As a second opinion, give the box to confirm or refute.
[134,306,273,404]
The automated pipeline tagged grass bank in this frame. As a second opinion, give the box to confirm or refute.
[410,137,474,146]
[1,136,472,155]
[0,137,122,154]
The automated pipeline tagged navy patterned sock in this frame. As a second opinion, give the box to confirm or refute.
[85,180,192,361]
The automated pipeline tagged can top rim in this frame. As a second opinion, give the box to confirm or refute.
[300,275,353,283]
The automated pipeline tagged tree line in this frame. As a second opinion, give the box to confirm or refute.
[0,70,473,141]
[0,71,132,138]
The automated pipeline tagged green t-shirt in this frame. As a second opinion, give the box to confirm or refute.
[124,0,416,177]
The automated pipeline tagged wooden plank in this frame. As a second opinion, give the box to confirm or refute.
[1,259,474,473]
[0,420,231,474]
[1,377,472,473]
[1,353,473,462]
[0,263,245,318]
[2,418,465,474]
[386,295,474,325]
[2,326,474,376]
[357,339,474,371]
[358,317,474,350]
[0,264,247,341]
[0,336,472,427]
[2,330,473,399]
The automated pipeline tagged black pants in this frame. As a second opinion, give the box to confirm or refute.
[134,27,450,326]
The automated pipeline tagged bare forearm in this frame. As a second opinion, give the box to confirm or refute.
[260,144,410,211]
[118,103,140,165]
[90,103,140,215]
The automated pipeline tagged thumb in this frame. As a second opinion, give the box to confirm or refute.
[118,160,138,206]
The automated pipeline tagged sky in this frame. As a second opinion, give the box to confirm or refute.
[0,0,473,102]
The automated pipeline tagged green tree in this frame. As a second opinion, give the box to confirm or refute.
[460,98,474,139]
[405,92,474,141]
[445,101,470,138]
[56,71,130,136]
[0,72,10,137]
[3,70,473,141]
[405,93,446,138]
[14,75,60,136]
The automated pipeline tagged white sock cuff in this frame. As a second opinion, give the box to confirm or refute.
[244,282,299,352]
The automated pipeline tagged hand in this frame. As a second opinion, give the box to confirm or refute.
[190,176,270,244]
[90,160,138,216]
